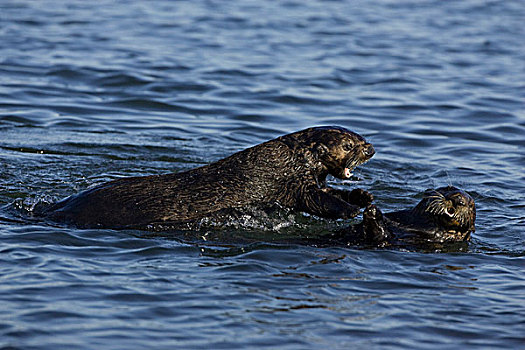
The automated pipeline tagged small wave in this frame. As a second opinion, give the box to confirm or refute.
[0,110,58,128]
[11,194,57,214]
[95,72,155,88]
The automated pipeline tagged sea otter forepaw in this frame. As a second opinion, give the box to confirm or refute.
[349,189,374,208]
[363,204,382,221]
[363,204,389,242]
[344,204,361,219]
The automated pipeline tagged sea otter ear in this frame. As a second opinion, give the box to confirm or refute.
[423,188,436,196]
[314,143,329,157]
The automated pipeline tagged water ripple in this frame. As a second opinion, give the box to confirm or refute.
[1,0,524,349]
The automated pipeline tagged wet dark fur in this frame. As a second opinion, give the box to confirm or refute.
[322,186,476,247]
[39,126,375,229]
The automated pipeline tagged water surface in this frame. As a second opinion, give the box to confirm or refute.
[1,0,524,349]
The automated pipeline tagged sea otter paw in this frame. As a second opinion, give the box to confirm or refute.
[363,204,382,221]
[322,202,362,219]
[348,188,374,208]
[363,204,389,243]
[345,204,361,219]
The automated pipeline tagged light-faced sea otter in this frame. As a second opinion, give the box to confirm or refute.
[320,186,476,247]
[40,126,375,230]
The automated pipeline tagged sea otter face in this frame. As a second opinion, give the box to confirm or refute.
[418,186,476,241]
[309,126,375,180]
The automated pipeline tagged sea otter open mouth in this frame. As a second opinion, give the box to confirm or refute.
[339,143,375,179]
[342,157,360,179]
[437,210,473,238]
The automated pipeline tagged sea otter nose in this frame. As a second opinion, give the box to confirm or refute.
[363,144,375,158]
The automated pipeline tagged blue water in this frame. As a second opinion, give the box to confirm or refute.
[1,0,524,349]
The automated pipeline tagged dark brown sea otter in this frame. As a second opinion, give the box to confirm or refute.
[322,186,476,247]
[40,126,375,229]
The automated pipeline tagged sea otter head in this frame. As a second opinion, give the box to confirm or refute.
[413,186,476,242]
[293,126,375,180]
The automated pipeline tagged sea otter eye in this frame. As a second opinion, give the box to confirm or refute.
[451,195,466,206]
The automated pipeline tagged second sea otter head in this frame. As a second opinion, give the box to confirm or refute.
[413,186,476,242]
[299,126,375,180]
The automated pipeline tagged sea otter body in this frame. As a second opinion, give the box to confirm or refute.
[332,186,476,246]
[42,126,375,229]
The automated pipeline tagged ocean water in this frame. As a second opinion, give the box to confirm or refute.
[1,0,524,349]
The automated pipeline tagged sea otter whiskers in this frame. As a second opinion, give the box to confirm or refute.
[325,186,476,247]
[39,126,375,230]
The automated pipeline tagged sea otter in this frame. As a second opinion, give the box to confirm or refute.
[40,126,375,229]
[319,186,476,247]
